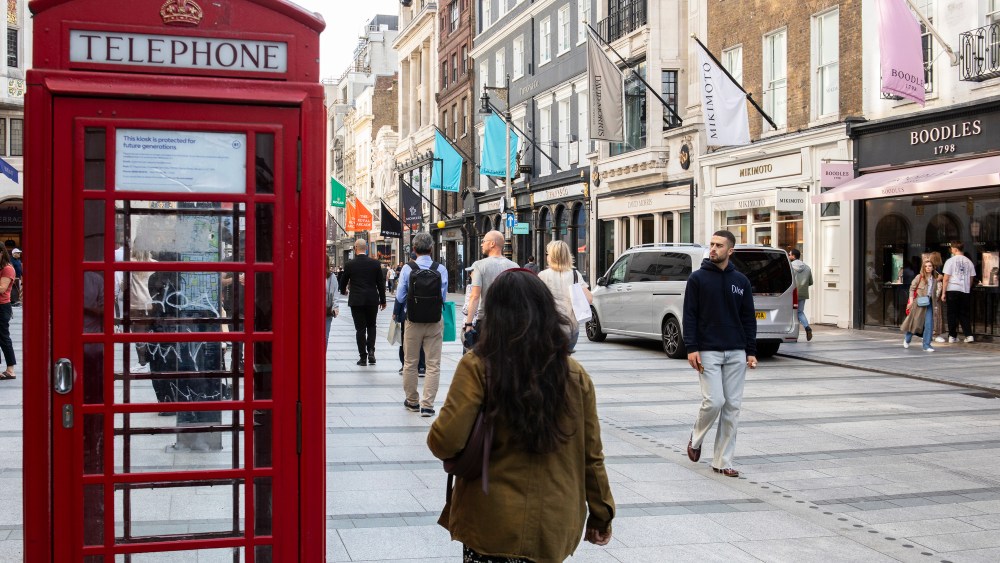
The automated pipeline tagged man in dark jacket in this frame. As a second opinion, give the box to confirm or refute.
[683,230,757,477]
[341,239,386,366]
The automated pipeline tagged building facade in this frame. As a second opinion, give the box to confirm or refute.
[698,0,863,328]
[0,0,31,251]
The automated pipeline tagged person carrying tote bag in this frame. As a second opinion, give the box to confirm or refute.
[900,259,942,352]
[538,240,593,351]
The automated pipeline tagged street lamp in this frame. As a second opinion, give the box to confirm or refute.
[479,73,514,260]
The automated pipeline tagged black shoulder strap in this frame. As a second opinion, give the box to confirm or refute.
[430,261,440,272]
[573,269,579,284]
[408,260,420,271]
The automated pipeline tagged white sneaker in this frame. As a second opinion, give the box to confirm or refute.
[965,336,974,343]
[948,336,957,343]
[934,336,945,343]
[924,347,935,352]
[902,339,910,349]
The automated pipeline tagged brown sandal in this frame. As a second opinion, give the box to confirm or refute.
[1,371,14,380]
[713,467,739,477]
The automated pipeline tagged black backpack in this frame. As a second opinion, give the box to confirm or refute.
[406,261,443,323]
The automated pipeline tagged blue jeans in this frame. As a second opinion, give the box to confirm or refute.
[797,298,810,329]
[904,303,934,350]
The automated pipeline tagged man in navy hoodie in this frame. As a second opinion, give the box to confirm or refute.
[684,230,757,477]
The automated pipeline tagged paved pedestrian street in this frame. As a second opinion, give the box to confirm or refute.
[2,304,1000,561]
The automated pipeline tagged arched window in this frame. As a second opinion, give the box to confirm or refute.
[537,206,552,261]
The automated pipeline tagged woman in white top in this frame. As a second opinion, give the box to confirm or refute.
[538,240,592,351]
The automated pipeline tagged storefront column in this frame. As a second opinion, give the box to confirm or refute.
[653,213,664,244]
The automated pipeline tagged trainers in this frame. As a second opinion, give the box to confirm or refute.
[934,336,945,343]
[420,407,435,417]
[924,347,935,352]
[403,401,419,412]
[965,336,974,343]
[948,336,957,343]
[902,338,909,349]
[805,327,813,342]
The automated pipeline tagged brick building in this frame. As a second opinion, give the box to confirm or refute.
[698,0,863,328]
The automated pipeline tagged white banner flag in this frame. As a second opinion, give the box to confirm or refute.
[698,45,750,146]
[587,31,625,142]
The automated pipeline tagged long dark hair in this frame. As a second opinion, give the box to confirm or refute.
[0,246,10,270]
[476,269,574,454]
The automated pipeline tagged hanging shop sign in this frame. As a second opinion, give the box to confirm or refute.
[820,162,854,188]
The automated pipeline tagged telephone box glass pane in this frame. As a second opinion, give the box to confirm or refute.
[115,201,245,262]
[84,414,105,473]
[83,484,104,546]
[114,270,241,333]
[84,200,105,262]
[83,341,105,405]
[84,127,106,191]
[255,133,274,194]
[115,480,243,542]
[254,477,272,536]
[254,273,272,332]
[255,203,273,263]
[113,342,242,403]
[115,549,244,562]
[253,409,272,468]
[114,412,244,472]
[253,342,272,400]
[115,129,247,194]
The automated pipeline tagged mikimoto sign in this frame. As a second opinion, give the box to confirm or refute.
[69,30,288,73]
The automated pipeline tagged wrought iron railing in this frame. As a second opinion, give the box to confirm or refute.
[596,0,647,44]
[960,22,1000,82]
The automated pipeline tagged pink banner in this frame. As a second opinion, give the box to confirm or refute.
[878,0,925,105]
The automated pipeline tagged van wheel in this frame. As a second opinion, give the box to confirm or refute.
[586,307,607,342]
[756,342,780,358]
[662,317,686,359]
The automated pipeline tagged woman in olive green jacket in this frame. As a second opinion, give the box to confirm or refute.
[428,269,615,563]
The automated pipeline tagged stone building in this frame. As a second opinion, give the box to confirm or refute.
[0,0,31,251]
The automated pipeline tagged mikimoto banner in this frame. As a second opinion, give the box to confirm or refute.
[586,30,625,142]
[697,44,750,147]
[877,0,925,106]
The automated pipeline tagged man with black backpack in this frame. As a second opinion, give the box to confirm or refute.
[395,233,449,417]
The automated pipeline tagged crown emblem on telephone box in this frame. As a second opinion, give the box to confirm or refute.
[160,0,204,26]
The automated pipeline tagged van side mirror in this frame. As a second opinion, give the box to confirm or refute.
[597,276,607,286]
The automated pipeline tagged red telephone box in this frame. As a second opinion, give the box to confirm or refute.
[24,1,327,560]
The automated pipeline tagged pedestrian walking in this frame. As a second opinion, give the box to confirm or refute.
[386,266,396,293]
[9,248,21,307]
[941,241,977,343]
[684,231,757,477]
[396,233,448,417]
[522,255,540,274]
[462,230,518,347]
[788,248,814,341]
[901,259,941,352]
[340,239,387,366]
[428,269,615,562]
[0,246,16,379]
[538,240,592,351]
[325,254,340,346]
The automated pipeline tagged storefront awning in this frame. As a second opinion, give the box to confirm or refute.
[812,155,1000,204]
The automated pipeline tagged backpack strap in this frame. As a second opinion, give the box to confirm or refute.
[430,261,440,272]
[573,269,579,284]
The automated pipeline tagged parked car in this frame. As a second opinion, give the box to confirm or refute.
[586,243,800,358]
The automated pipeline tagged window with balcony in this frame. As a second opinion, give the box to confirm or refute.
[558,4,571,55]
[722,45,743,84]
[540,16,552,65]
[661,70,680,130]
[597,0,647,43]
[513,35,525,78]
[763,30,788,129]
[813,9,839,118]
[577,0,591,44]
[610,61,646,156]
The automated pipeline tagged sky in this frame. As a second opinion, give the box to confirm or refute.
[287,0,403,81]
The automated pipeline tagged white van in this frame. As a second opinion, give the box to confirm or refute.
[586,243,800,358]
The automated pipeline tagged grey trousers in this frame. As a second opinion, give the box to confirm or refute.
[691,349,747,469]
[403,319,443,409]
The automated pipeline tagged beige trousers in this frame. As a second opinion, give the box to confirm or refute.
[403,319,443,409]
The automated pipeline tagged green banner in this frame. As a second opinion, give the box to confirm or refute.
[330,177,347,208]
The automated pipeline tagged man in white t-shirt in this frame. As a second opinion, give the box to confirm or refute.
[463,230,518,344]
[941,241,977,343]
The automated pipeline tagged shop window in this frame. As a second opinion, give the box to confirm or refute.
[679,212,691,243]
[610,61,647,156]
[776,211,804,253]
[622,216,631,248]
[663,213,674,242]
[724,210,748,244]
[638,214,654,244]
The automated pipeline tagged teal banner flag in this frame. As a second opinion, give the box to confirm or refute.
[480,114,518,177]
[430,131,463,192]
[330,177,347,207]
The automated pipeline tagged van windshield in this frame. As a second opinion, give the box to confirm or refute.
[731,250,793,295]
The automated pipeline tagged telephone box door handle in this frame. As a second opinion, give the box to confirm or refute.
[54,358,73,395]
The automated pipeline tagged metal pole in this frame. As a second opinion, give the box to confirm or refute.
[503,74,514,260]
